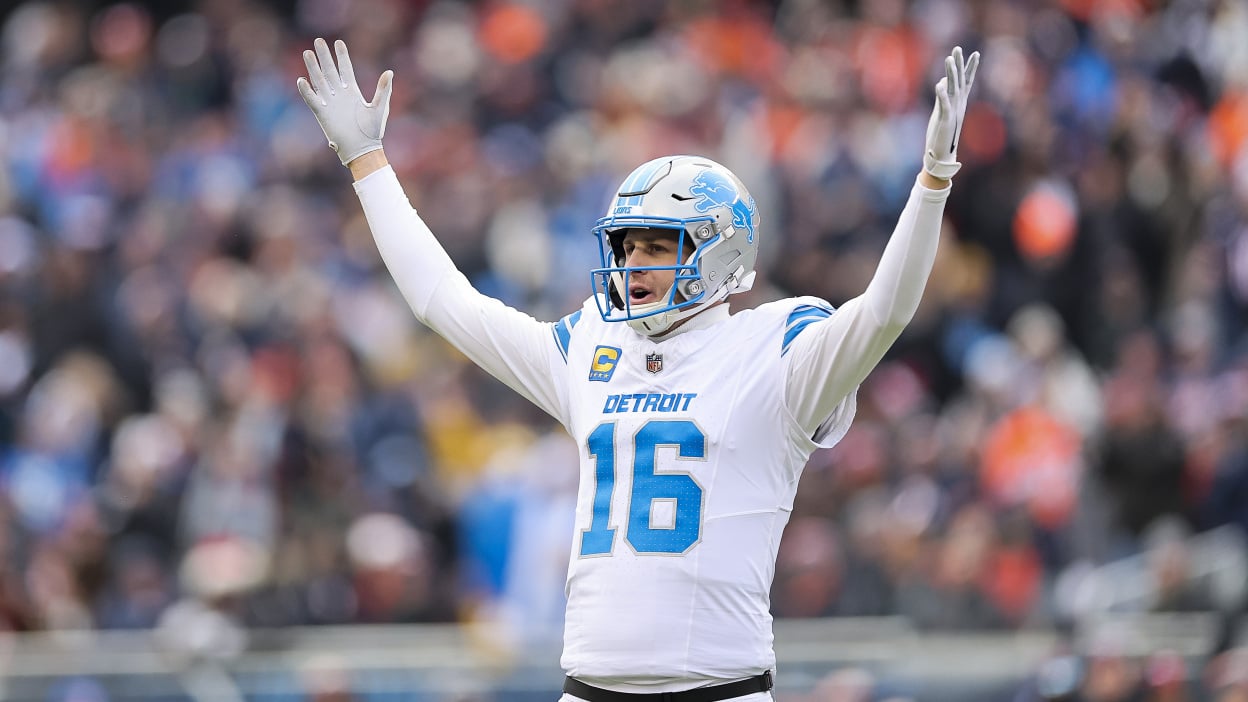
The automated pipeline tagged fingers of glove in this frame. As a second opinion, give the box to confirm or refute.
[964,50,981,91]
[952,47,965,91]
[937,88,952,128]
[314,38,341,93]
[945,55,958,101]
[371,69,394,108]
[372,70,394,138]
[334,40,358,91]
[366,69,391,104]
[303,49,330,94]
[296,76,323,108]
[933,77,949,118]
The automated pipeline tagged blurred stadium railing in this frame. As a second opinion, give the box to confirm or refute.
[1057,524,1248,617]
[0,613,1243,702]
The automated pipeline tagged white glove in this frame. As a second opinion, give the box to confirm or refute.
[297,38,394,166]
[923,46,980,180]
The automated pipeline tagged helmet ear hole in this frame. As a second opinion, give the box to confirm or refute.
[607,230,627,265]
[608,270,627,311]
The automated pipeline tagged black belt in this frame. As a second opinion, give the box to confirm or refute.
[563,672,773,702]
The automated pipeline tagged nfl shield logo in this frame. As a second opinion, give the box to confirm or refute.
[645,353,663,374]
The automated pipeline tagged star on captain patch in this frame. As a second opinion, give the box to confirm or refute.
[645,353,663,374]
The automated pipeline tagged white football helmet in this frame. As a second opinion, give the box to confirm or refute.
[591,155,760,336]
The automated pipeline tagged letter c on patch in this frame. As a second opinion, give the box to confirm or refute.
[588,345,622,382]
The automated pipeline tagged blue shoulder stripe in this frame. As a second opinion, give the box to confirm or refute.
[552,309,582,362]
[782,304,834,356]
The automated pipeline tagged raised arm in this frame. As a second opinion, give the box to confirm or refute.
[298,38,570,424]
[786,47,980,439]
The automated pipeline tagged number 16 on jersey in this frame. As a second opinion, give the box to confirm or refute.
[579,419,707,556]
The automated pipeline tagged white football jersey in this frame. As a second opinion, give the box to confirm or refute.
[352,165,948,692]
[549,295,854,686]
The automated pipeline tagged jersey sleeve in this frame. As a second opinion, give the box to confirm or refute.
[783,176,950,444]
[354,166,573,426]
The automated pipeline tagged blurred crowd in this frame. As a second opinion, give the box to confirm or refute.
[0,0,1247,699]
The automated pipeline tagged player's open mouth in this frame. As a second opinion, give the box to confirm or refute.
[628,286,657,306]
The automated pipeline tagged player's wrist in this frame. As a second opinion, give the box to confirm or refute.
[349,149,389,181]
[918,169,951,190]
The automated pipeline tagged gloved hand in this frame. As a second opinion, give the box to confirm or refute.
[923,46,980,180]
[297,38,394,166]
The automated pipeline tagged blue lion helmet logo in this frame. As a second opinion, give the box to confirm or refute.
[689,170,758,243]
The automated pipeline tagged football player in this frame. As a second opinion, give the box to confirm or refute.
[299,37,979,702]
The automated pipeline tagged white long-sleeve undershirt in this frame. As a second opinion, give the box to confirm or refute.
[783,178,950,439]
[353,166,569,425]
